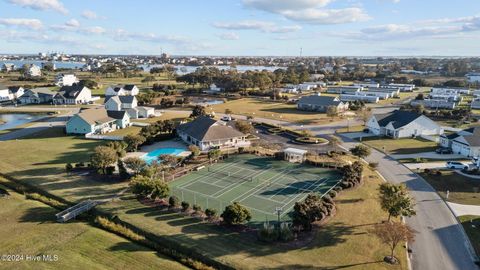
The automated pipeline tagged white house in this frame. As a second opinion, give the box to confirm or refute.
[18,88,55,104]
[353,82,379,88]
[384,83,415,92]
[366,110,443,139]
[440,127,480,157]
[411,99,456,110]
[2,63,15,72]
[55,74,79,87]
[176,116,250,151]
[24,64,41,77]
[284,148,308,163]
[7,86,24,100]
[105,84,139,97]
[471,99,480,109]
[105,95,154,119]
[208,84,223,92]
[327,86,362,94]
[0,84,9,102]
[431,87,470,95]
[66,107,130,135]
[339,94,379,103]
[53,84,92,105]
[466,73,480,83]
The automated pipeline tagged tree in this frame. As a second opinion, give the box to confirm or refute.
[225,109,232,115]
[91,146,118,174]
[326,105,338,120]
[413,104,425,114]
[65,163,73,172]
[188,145,200,158]
[123,157,147,175]
[379,183,416,222]
[371,221,416,263]
[221,202,252,225]
[190,105,206,118]
[329,136,340,152]
[129,175,169,199]
[234,120,254,134]
[169,195,180,207]
[181,201,190,211]
[208,149,221,161]
[340,161,364,188]
[292,193,335,231]
[359,107,372,125]
[205,208,218,219]
[350,145,371,158]
[124,134,146,152]
[105,141,127,158]
[158,154,179,169]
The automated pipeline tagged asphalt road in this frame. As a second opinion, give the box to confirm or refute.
[340,137,478,270]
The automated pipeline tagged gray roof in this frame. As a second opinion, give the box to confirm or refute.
[454,127,480,147]
[57,84,87,99]
[76,108,114,125]
[177,116,245,141]
[107,110,128,120]
[8,86,23,94]
[118,95,136,103]
[298,95,341,106]
[124,84,136,90]
[375,110,423,129]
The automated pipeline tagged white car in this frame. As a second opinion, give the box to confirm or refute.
[446,161,469,170]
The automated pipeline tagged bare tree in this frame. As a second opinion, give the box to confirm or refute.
[371,222,416,264]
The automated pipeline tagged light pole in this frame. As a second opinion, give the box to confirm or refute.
[275,207,283,225]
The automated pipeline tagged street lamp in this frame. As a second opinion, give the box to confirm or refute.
[275,207,283,225]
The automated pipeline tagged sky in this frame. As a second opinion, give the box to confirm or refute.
[0,0,479,56]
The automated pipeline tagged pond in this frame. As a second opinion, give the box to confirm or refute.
[0,113,47,131]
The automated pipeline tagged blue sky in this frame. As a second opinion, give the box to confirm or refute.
[0,0,479,56]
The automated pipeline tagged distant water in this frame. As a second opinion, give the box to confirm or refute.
[0,113,46,131]
[140,64,285,74]
[0,60,84,70]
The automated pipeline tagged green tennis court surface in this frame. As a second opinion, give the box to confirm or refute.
[170,154,342,224]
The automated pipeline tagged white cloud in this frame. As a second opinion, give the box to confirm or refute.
[7,0,68,14]
[339,15,480,41]
[81,10,104,20]
[0,18,43,30]
[243,0,370,24]
[50,19,105,35]
[65,19,80,27]
[218,32,240,40]
[212,20,301,33]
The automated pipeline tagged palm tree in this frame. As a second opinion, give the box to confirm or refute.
[329,136,340,152]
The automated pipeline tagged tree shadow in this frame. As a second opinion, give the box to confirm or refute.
[18,206,56,224]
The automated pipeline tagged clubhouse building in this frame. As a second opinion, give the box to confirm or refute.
[176,116,250,151]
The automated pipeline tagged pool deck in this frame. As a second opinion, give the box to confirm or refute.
[126,139,191,159]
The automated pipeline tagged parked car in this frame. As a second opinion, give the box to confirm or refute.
[221,115,234,121]
[436,148,453,154]
[446,161,469,170]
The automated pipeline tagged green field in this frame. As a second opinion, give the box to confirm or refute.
[0,127,127,202]
[170,155,342,224]
[459,215,480,257]
[361,137,438,155]
[420,170,480,205]
[0,185,187,270]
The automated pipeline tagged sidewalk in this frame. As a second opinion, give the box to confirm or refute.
[448,202,480,217]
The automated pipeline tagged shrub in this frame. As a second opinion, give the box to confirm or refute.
[436,170,443,176]
[25,193,67,209]
[95,216,145,242]
[257,222,279,243]
[205,208,218,219]
[279,222,294,242]
[75,162,85,168]
[65,163,73,172]
[105,166,115,175]
[169,196,180,207]
[181,201,190,212]
[328,190,337,198]
[369,162,379,169]
[221,202,252,225]
[193,204,202,212]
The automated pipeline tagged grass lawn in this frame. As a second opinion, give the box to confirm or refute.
[210,98,344,125]
[0,127,128,202]
[135,111,191,124]
[109,126,143,136]
[98,164,407,269]
[361,137,438,155]
[458,215,480,257]
[420,170,480,205]
[0,184,187,270]
[336,125,365,133]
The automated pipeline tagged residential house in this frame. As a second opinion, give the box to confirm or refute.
[207,84,223,93]
[8,86,24,100]
[2,63,15,72]
[431,87,470,95]
[366,110,442,139]
[104,95,154,119]
[440,127,480,157]
[41,62,56,71]
[53,84,92,105]
[473,90,480,98]
[471,98,480,109]
[0,84,9,102]
[411,99,456,110]
[466,73,480,83]
[176,116,250,151]
[297,94,349,112]
[66,107,130,135]
[55,74,79,87]
[327,86,362,94]
[353,82,379,88]
[105,84,139,97]
[366,87,400,97]
[384,83,415,92]
[339,94,379,103]
[18,88,54,104]
[24,64,42,77]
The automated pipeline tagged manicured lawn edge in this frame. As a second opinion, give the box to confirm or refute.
[0,174,228,270]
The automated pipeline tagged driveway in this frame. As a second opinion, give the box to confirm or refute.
[391,151,467,160]
[404,162,447,170]
[448,202,480,217]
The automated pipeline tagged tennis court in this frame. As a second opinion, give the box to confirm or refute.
[170,154,342,223]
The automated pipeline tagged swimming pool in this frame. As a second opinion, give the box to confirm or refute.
[141,148,186,163]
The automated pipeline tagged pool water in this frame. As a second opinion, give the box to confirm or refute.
[141,148,186,163]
